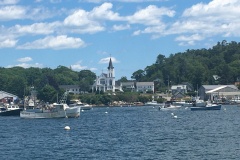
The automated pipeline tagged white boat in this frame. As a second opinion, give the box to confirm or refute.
[145,100,163,106]
[173,97,205,107]
[20,103,80,119]
[229,96,240,103]
[172,100,193,107]
[20,103,68,119]
[66,107,81,117]
[160,104,182,110]
[69,100,92,110]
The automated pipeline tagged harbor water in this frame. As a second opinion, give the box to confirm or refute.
[1,105,240,160]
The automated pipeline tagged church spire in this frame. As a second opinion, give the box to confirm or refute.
[108,57,114,70]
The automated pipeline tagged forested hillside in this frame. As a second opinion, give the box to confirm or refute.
[0,66,96,101]
[131,40,240,92]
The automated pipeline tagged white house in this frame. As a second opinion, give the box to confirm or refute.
[59,85,82,94]
[136,82,154,93]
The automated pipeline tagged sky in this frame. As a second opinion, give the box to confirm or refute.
[1,0,240,80]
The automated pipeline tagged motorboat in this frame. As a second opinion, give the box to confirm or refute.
[173,97,206,107]
[145,100,163,106]
[0,103,23,116]
[190,102,221,111]
[160,103,182,110]
[172,100,193,107]
[69,101,92,110]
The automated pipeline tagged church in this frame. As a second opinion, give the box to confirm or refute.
[92,58,122,93]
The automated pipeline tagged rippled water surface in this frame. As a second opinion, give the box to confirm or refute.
[1,105,240,160]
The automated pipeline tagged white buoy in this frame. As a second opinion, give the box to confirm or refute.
[64,126,70,130]
[171,113,174,116]
[173,115,177,118]
[81,109,84,112]
[105,111,108,114]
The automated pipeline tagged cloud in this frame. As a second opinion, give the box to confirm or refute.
[167,0,240,44]
[99,57,119,64]
[0,5,26,20]
[50,0,61,3]
[12,22,60,35]
[71,63,88,71]
[81,0,166,3]
[17,57,33,63]
[0,0,19,5]
[63,3,122,33]
[0,38,17,48]
[7,63,43,68]
[17,35,86,50]
[126,5,175,26]
[175,34,204,42]
[0,5,60,21]
[112,24,130,31]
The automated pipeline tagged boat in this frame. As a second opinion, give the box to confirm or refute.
[20,92,80,118]
[229,96,240,104]
[69,100,92,110]
[54,92,81,117]
[145,100,163,106]
[159,103,182,110]
[172,100,193,107]
[20,103,68,119]
[172,97,206,107]
[190,102,221,111]
[0,103,23,116]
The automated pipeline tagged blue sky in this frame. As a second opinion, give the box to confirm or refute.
[1,0,240,80]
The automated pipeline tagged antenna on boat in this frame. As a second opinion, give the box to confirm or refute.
[59,91,68,104]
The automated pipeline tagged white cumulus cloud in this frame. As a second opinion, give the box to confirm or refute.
[17,57,32,63]
[99,57,119,64]
[17,35,86,50]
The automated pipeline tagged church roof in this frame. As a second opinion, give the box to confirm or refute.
[108,58,114,70]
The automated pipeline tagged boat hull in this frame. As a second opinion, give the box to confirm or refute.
[20,110,67,119]
[160,105,182,110]
[190,105,221,111]
[0,109,23,116]
[66,106,81,118]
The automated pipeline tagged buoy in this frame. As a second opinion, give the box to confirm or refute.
[81,110,84,112]
[171,113,174,116]
[64,126,70,130]
[105,111,108,114]
[173,115,177,118]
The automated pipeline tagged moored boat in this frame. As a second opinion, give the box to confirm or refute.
[20,104,68,118]
[0,103,23,116]
[145,100,163,106]
[190,103,221,111]
[69,100,92,110]
[159,103,182,110]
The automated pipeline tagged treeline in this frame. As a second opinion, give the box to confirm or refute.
[131,40,240,92]
[0,66,96,102]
